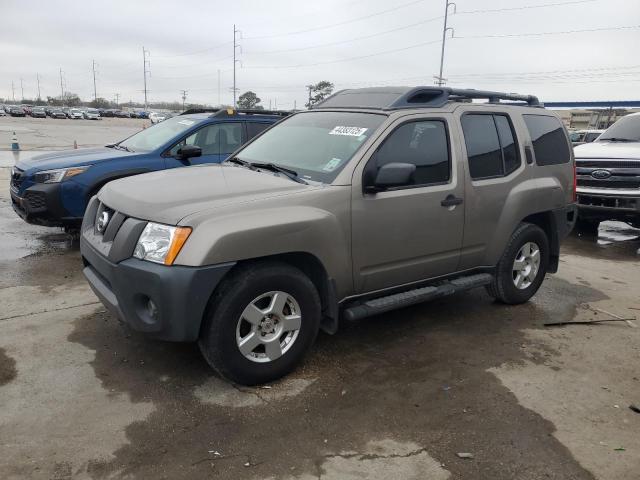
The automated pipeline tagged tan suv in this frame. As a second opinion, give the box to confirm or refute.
[80,87,576,385]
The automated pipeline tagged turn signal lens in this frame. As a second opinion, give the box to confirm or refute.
[164,227,191,265]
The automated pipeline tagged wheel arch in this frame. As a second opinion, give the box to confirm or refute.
[520,210,559,273]
[219,252,340,335]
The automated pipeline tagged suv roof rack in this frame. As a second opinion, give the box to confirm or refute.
[313,86,542,110]
[180,107,291,117]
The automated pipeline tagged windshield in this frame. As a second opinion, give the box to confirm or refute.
[119,115,200,152]
[598,114,640,141]
[235,111,385,183]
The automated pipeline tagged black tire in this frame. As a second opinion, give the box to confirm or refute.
[198,260,321,385]
[575,218,600,236]
[486,223,549,305]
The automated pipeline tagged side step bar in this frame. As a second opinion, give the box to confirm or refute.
[342,273,493,322]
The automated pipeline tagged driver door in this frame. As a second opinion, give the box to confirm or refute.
[165,121,244,168]
[351,115,465,293]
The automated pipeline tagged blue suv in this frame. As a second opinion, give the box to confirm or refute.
[10,108,286,229]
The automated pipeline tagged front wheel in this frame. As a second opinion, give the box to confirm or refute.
[486,223,549,304]
[198,261,321,385]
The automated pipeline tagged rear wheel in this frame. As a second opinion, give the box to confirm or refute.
[198,261,321,385]
[486,223,549,304]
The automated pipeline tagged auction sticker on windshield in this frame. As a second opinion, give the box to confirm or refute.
[329,126,368,136]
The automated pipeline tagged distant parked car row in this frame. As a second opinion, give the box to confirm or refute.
[0,104,174,121]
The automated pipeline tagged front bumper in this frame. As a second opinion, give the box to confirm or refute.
[10,182,75,227]
[79,198,235,341]
[576,188,640,223]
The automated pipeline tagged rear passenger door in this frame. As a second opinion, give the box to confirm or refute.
[351,115,466,293]
[165,121,245,167]
[456,110,525,269]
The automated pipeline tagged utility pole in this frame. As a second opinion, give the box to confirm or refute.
[435,0,456,86]
[142,47,150,111]
[11,81,15,102]
[217,69,221,106]
[114,93,120,107]
[233,24,241,107]
[36,74,41,101]
[20,78,24,101]
[306,85,313,109]
[59,68,65,103]
[293,100,297,111]
[180,89,188,111]
[92,60,98,102]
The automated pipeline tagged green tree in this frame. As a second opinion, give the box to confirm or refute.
[305,81,334,108]
[237,91,261,109]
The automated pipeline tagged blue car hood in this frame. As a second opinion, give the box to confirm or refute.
[17,147,138,172]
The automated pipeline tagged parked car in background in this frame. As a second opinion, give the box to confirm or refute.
[84,108,101,120]
[9,106,26,117]
[20,104,33,115]
[148,111,170,124]
[31,106,47,118]
[69,108,84,119]
[77,87,576,385]
[0,107,6,117]
[102,109,116,117]
[574,113,640,232]
[113,110,130,118]
[10,108,285,231]
[50,109,67,119]
[571,129,604,147]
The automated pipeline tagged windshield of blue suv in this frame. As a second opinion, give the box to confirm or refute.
[118,115,200,152]
[598,114,640,142]
[234,111,385,183]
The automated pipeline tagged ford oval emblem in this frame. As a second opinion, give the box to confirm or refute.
[96,211,110,233]
[591,169,611,180]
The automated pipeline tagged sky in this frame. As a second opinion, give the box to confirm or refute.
[1,0,639,108]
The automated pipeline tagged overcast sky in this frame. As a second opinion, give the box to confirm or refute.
[1,0,639,108]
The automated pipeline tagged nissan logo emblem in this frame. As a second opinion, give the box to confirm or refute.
[591,169,611,180]
[96,211,110,233]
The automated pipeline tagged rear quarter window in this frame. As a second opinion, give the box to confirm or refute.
[523,114,570,165]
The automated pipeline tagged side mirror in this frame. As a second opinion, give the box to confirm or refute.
[366,162,416,192]
[177,145,202,161]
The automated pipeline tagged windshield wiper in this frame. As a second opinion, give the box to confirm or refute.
[250,162,308,184]
[600,137,634,142]
[226,157,252,168]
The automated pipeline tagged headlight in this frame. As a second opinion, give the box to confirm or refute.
[34,166,90,184]
[133,223,192,265]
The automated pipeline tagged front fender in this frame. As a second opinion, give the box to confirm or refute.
[175,205,353,298]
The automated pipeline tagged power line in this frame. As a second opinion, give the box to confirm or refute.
[455,24,640,39]
[245,38,442,69]
[245,16,443,55]
[243,0,427,40]
[153,40,234,59]
[456,0,597,15]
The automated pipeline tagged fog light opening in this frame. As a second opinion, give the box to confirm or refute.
[147,299,159,321]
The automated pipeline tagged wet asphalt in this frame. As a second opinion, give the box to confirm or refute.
[1,133,639,479]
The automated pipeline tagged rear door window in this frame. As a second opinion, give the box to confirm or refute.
[523,115,570,165]
[461,113,521,179]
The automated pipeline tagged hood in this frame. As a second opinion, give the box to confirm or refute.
[100,164,320,225]
[574,140,640,160]
[17,147,137,171]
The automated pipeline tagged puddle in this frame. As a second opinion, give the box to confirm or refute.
[565,221,640,259]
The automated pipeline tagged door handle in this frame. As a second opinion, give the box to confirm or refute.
[441,195,463,207]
